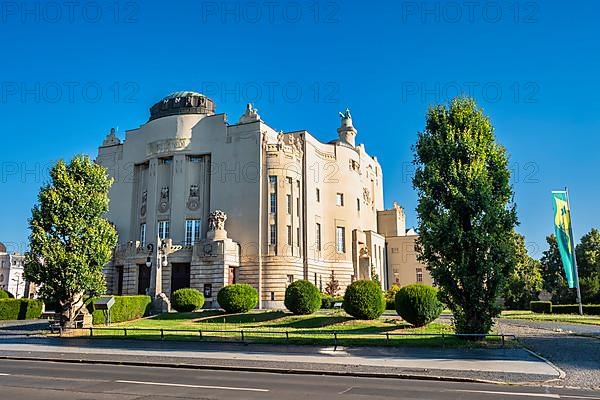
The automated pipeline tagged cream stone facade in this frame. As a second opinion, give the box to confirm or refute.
[0,242,30,298]
[97,91,431,310]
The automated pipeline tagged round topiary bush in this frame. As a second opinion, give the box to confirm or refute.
[0,289,13,299]
[284,280,321,315]
[343,280,385,320]
[217,284,258,313]
[171,288,205,312]
[395,284,443,327]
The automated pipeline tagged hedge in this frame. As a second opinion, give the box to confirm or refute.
[285,280,321,315]
[552,304,600,315]
[530,301,552,314]
[0,299,43,320]
[395,284,443,327]
[529,301,600,315]
[171,288,205,312]
[217,284,258,313]
[0,289,14,299]
[88,295,152,325]
[343,280,385,320]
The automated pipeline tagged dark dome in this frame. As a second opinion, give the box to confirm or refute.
[149,91,216,121]
[0,242,6,253]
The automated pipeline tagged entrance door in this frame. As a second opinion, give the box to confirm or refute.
[137,264,150,295]
[171,263,191,293]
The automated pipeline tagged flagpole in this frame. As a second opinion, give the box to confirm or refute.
[565,188,583,316]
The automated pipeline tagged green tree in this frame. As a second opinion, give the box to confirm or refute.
[413,97,518,334]
[503,234,543,309]
[576,229,600,303]
[24,156,117,327]
[540,235,575,304]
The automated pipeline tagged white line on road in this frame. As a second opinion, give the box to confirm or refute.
[115,380,270,392]
[0,373,10,376]
[453,390,560,398]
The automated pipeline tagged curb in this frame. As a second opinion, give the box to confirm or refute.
[0,354,554,386]
[521,347,566,381]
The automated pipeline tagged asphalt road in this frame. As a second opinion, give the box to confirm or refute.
[0,359,597,400]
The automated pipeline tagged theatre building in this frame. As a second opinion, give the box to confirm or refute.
[96,91,430,310]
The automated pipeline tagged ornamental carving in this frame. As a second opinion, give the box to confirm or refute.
[363,187,371,204]
[208,210,227,231]
[158,186,170,213]
[187,184,200,211]
[147,138,191,156]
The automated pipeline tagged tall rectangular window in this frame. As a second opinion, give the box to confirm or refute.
[336,193,344,206]
[185,219,201,245]
[316,188,320,202]
[269,175,277,185]
[286,194,292,215]
[270,224,277,245]
[139,223,146,247]
[296,198,300,215]
[287,225,292,245]
[297,227,300,247]
[336,226,345,253]
[270,193,277,214]
[158,220,170,240]
[416,268,424,283]
[315,223,322,251]
[287,274,294,285]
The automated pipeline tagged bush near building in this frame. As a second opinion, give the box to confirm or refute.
[0,289,14,299]
[217,284,258,313]
[385,285,401,310]
[0,299,43,320]
[285,280,321,315]
[171,288,205,313]
[395,284,443,327]
[343,280,385,320]
[321,294,343,309]
[88,295,152,324]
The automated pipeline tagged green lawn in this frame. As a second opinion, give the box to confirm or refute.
[78,310,513,348]
[501,310,600,326]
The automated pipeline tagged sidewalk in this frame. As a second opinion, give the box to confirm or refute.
[0,336,562,385]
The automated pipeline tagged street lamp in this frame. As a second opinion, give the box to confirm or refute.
[145,241,168,269]
[145,243,154,268]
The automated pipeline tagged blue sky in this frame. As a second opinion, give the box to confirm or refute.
[0,0,598,259]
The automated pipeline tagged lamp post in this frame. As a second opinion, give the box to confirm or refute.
[10,275,21,299]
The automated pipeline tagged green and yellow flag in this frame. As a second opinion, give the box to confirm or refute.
[552,190,577,288]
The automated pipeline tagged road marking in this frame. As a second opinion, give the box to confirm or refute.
[453,390,560,398]
[115,380,269,392]
[338,387,353,395]
[0,373,10,376]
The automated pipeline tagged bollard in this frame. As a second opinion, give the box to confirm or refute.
[89,327,93,337]
[333,332,338,351]
[124,328,127,337]
[199,330,203,340]
[386,332,390,344]
[161,329,164,340]
[241,330,245,343]
[285,331,289,344]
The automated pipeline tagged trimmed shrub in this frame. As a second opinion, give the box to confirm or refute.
[321,294,334,309]
[284,280,321,315]
[217,284,258,313]
[0,299,43,320]
[395,284,443,327]
[0,289,14,299]
[88,295,152,324]
[530,301,552,314]
[171,288,205,312]
[385,285,401,310]
[343,280,385,320]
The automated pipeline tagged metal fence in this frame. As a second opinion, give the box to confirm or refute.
[59,327,516,349]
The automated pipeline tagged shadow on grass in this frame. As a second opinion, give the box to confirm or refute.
[268,315,352,329]
[149,310,224,321]
[199,311,288,325]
